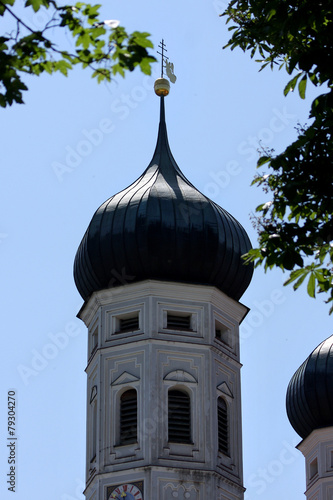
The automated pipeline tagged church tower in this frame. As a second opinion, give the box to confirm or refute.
[73,73,253,500]
[286,335,333,499]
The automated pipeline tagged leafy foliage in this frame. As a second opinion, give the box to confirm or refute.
[0,0,155,107]
[223,0,333,312]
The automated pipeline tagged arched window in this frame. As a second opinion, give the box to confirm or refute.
[120,389,137,445]
[90,385,97,461]
[218,397,229,455]
[168,389,191,443]
[91,401,97,460]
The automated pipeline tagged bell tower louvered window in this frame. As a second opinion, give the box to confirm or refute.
[167,313,191,331]
[218,397,229,455]
[116,312,139,333]
[168,389,191,443]
[91,401,97,461]
[90,385,97,462]
[120,389,137,445]
[91,326,98,354]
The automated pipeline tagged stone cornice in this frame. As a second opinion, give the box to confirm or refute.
[78,280,249,327]
[83,465,245,495]
[297,426,333,455]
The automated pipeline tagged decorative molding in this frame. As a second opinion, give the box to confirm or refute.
[161,351,201,375]
[298,426,333,455]
[217,475,246,493]
[211,345,241,365]
[162,482,199,499]
[111,371,140,386]
[109,355,143,389]
[164,370,197,384]
[90,385,98,403]
[162,443,196,458]
[217,382,234,398]
[78,280,249,326]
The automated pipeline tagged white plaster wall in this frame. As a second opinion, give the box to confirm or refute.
[81,281,247,499]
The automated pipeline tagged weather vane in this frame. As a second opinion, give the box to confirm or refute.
[157,39,177,83]
[154,39,177,96]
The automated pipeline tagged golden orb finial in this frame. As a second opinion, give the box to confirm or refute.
[154,77,170,96]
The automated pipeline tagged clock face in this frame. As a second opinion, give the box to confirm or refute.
[109,483,143,500]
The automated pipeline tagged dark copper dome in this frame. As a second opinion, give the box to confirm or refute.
[286,335,333,440]
[74,97,253,302]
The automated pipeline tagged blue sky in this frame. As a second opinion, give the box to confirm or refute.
[1,1,331,499]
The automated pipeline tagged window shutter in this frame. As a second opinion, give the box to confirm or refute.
[167,314,191,330]
[168,389,191,443]
[120,389,137,445]
[218,397,229,455]
[119,315,139,333]
[91,402,97,460]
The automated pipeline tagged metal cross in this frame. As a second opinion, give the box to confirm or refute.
[157,39,169,78]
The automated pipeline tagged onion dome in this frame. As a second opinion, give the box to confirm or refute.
[286,335,333,440]
[74,94,253,302]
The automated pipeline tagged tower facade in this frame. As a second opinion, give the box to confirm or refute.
[74,89,253,500]
[286,335,333,499]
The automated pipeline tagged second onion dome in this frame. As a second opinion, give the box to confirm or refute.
[74,94,254,302]
[286,335,333,440]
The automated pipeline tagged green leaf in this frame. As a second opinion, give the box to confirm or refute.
[298,74,307,99]
[284,73,301,96]
[257,155,270,167]
[284,268,308,289]
[55,59,72,75]
[132,32,153,48]
[307,272,316,298]
[139,56,155,75]
[267,9,276,21]
[76,32,92,49]
[25,0,49,13]
[90,26,105,39]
